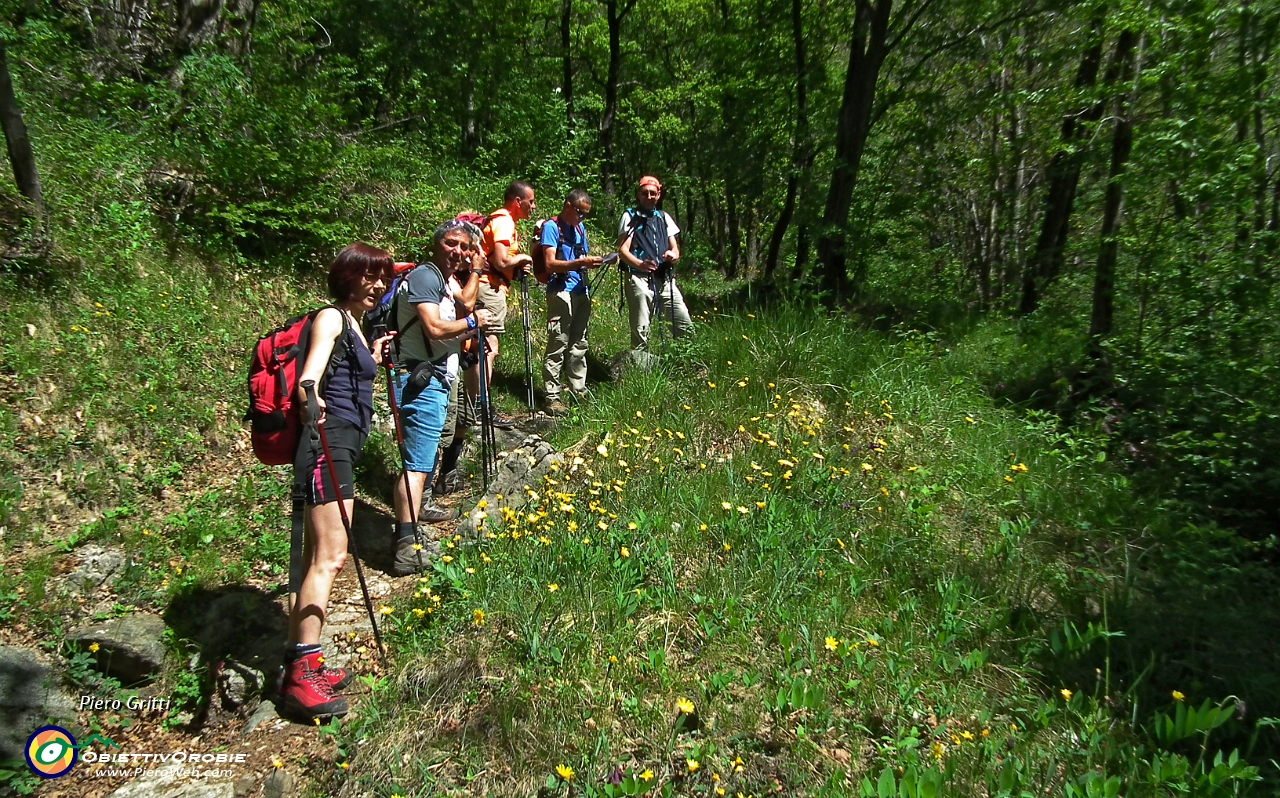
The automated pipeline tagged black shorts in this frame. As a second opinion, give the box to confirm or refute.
[292,418,367,506]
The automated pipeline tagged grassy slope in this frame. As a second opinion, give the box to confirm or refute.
[0,120,1273,793]
[335,299,1270,796]
[1,243,1273,795]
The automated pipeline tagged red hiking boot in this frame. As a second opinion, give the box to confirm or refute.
[321,662,352,692]
[281,651,348,720]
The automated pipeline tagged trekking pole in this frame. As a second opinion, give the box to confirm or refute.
[666,268,676,346]
[384,365,425,573]
[300,380,388,671]
[519,274,535,411]
[474,327,498,488]
[651,271,667,354]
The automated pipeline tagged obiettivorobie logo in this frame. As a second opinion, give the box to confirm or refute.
[24,726,77,779]
[23,728,118,779]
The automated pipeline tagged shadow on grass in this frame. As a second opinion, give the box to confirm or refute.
[1045,543,1280,770]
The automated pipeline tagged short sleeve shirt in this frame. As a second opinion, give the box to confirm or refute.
[540,218,590,294]
[396,263,461,377]
[617,209,681,241]
[481,209,519,286]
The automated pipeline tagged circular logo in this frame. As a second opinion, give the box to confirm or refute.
[25,725,77,779]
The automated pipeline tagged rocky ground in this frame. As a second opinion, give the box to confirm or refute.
[1,408,575,798]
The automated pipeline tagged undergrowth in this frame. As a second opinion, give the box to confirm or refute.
[332,307,1278,796]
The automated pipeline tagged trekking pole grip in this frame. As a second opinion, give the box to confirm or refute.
[301,380,319,426]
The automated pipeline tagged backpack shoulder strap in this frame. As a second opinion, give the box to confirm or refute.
[316,304,353,392]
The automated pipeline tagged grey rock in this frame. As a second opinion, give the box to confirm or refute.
[457,435,563,537]
[263,768,296,798]
[0,646,77,759]
[240,700,279,737]
[217,662,263,710]
[68,613,168,683]
[57,544,126,595]
[609,349,662,380]
[106,763,235,798]
[234,774,257,798]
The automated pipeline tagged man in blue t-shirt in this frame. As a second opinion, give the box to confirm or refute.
[540,189,603,415]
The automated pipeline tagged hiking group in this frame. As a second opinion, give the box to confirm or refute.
[245,176,693,720]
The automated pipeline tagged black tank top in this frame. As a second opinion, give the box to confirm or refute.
[324,322,377,434]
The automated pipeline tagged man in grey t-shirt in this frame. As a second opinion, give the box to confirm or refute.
[616,175,693,350]
[388,220,492,575]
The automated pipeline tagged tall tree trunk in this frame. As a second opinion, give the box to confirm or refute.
[600,0,637,195]
[766,177,798,280]
[562,0,574,128]
[816,0,893,302]
[0,43,43,217]
[462,73,479,158]
[1019,11,1107,316]
[683,184,694,237]
[726,189,741,279]
[793,223,809,280]
[705,187,726,269]
[1089,29,1139,344]
[765,0,812,279]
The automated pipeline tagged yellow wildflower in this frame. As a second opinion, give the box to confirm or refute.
[548,583,559,592]
[1060,688,1073,701]
[89,643,101,653]
[620,546,630,558]
[677,697,695,714]
[687,759,700,773]
[473,609,486,626]
[824,636,839,651]
[556,764,574,781]
[1172,690,1185,702]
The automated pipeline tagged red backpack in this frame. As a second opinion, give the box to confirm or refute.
[244,306,348,465]
[531,219,550,285]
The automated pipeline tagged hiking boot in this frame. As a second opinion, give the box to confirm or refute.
[544,398,569,416]
[432,470,459,497]
[419,502,459,523]
[491,411,517,429]
[390,534,439,576]
[280,651,348,720]
[320,663,352,692]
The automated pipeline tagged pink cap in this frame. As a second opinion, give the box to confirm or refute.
[638,175,662,191]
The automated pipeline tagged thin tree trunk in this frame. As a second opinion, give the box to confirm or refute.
[793,224,809,280]
[562,0,574,128]
[600,0,637,195]
[1019,10,1107,315]
[726,189,741,279]
[765,177,796,279]
[1089,29,1139,343]
[0,43,43,217]
[765,0,811,279]
[816,0,894,302]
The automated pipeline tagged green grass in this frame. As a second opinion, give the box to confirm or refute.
[0,129,1275,794]
[329,300,1273,797]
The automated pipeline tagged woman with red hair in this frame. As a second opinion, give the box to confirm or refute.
[282,243,395,720]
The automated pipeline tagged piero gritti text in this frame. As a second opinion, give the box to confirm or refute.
[79,694,173,712]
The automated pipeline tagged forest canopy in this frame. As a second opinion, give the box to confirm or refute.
[1,0,1277,537]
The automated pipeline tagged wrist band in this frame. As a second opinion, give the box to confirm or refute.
[466,316,477,330]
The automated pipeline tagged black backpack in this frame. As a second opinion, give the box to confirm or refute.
[624,208,669,264]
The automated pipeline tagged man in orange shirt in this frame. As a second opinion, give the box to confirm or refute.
[469,180,535,428]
